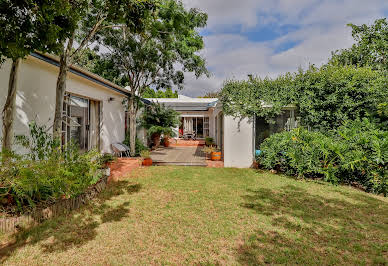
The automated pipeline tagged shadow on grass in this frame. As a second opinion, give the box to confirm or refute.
[238,185,388,265]
[0,181,142,262]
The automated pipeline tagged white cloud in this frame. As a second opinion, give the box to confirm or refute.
[180,0,388,97]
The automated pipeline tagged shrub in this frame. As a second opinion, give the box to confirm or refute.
[140,102,180,138]
[123,134,148,156]
[205,137,214,146]
[140,150,151,159]
[259,119,387,195]
[0,122,103,213]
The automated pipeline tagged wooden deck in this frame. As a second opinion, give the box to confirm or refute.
[151,146,207,166]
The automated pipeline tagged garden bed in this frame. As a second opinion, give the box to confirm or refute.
[0,175,108,233]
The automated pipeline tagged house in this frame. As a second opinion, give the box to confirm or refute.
[0,53,297,168]
[0,52,129,154]
[146,95,298,168]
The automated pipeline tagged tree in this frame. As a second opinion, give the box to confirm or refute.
[329,18,388,71]
[142,87,179,98]
[52,0,154,139]
[0,0,75,151]
[99,0,209,156]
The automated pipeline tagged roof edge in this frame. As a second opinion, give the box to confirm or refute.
[30,52,130,97]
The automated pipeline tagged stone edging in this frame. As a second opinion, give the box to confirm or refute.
[0,175,108,233]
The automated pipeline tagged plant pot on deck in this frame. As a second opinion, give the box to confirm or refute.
[211,151,222,161]
[163,137,170,147]
[152,133,161,148]
[142,158,153,166]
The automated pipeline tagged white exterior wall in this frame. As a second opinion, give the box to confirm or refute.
[223,116,254,168]
[0,56,126,153]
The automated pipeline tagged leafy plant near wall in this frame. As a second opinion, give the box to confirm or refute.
[258,119,388,195]
[220,72,297,122]
[0,122,103,213]
[220,65,387,130]
[140,102,180,147]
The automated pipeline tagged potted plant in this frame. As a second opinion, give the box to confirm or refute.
[211,147,222,161]
[163,134,171,147]
[205,137,214,146]
[99,153,116,176]
[140,103,180,148]
[202,145,215,159]
[141,150,153,166]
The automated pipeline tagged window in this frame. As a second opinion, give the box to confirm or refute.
[179,116,210,139]
[255,109,299,149]
[62,93,100,151]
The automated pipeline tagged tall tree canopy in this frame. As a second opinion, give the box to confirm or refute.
[329,18,388,71]
[52,0,154,139]
[98,0,209,156]
[142,87,178,98]
[0,0,75,151]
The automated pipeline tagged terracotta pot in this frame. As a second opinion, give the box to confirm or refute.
[152,133,161,148]
[164,137,170,147]
[142,158,153,166]
[211,151,222,161]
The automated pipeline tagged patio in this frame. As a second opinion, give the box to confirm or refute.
[151,146,207,166]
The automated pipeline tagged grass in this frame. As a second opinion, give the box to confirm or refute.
[0,167,387,265]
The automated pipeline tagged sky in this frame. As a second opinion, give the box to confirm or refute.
[179,0,388,97]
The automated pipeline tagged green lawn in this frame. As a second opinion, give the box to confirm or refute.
[1,167,387,265]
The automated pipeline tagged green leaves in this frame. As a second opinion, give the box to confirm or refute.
[259,120,388,195]
[0,0,77,60]
[96,0,208,93]
[329,18,388,71]
[221,65,387,131]
[140,102,180,137]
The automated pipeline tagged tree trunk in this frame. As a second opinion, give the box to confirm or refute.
[53,38,74,139]
[128,94,137,157]
[1,58,21,152]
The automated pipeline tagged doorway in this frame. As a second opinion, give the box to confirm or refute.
[62,93,100,151]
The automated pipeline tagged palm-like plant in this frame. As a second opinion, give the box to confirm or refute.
[140,102,180,147]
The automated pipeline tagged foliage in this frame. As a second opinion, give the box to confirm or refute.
[0,0,75,61]
[142,87,178,98]
[98,0,209,93]
[329,18,388,71]
[205,137,214,146]
[0,123,103,213]
[123,135,148,156]
[99,153,116,166]
[140,102,180,137]
[258,119,388,195]
[140,150,151,159]
[220,72,297,122]
[221,65,387,130]
[202,145,216,155]
[295,65,387,130]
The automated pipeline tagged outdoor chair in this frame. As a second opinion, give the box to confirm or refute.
[183,131,196,140]
[111,143,130,157]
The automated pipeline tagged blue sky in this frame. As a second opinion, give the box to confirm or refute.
[180,0,388,97]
